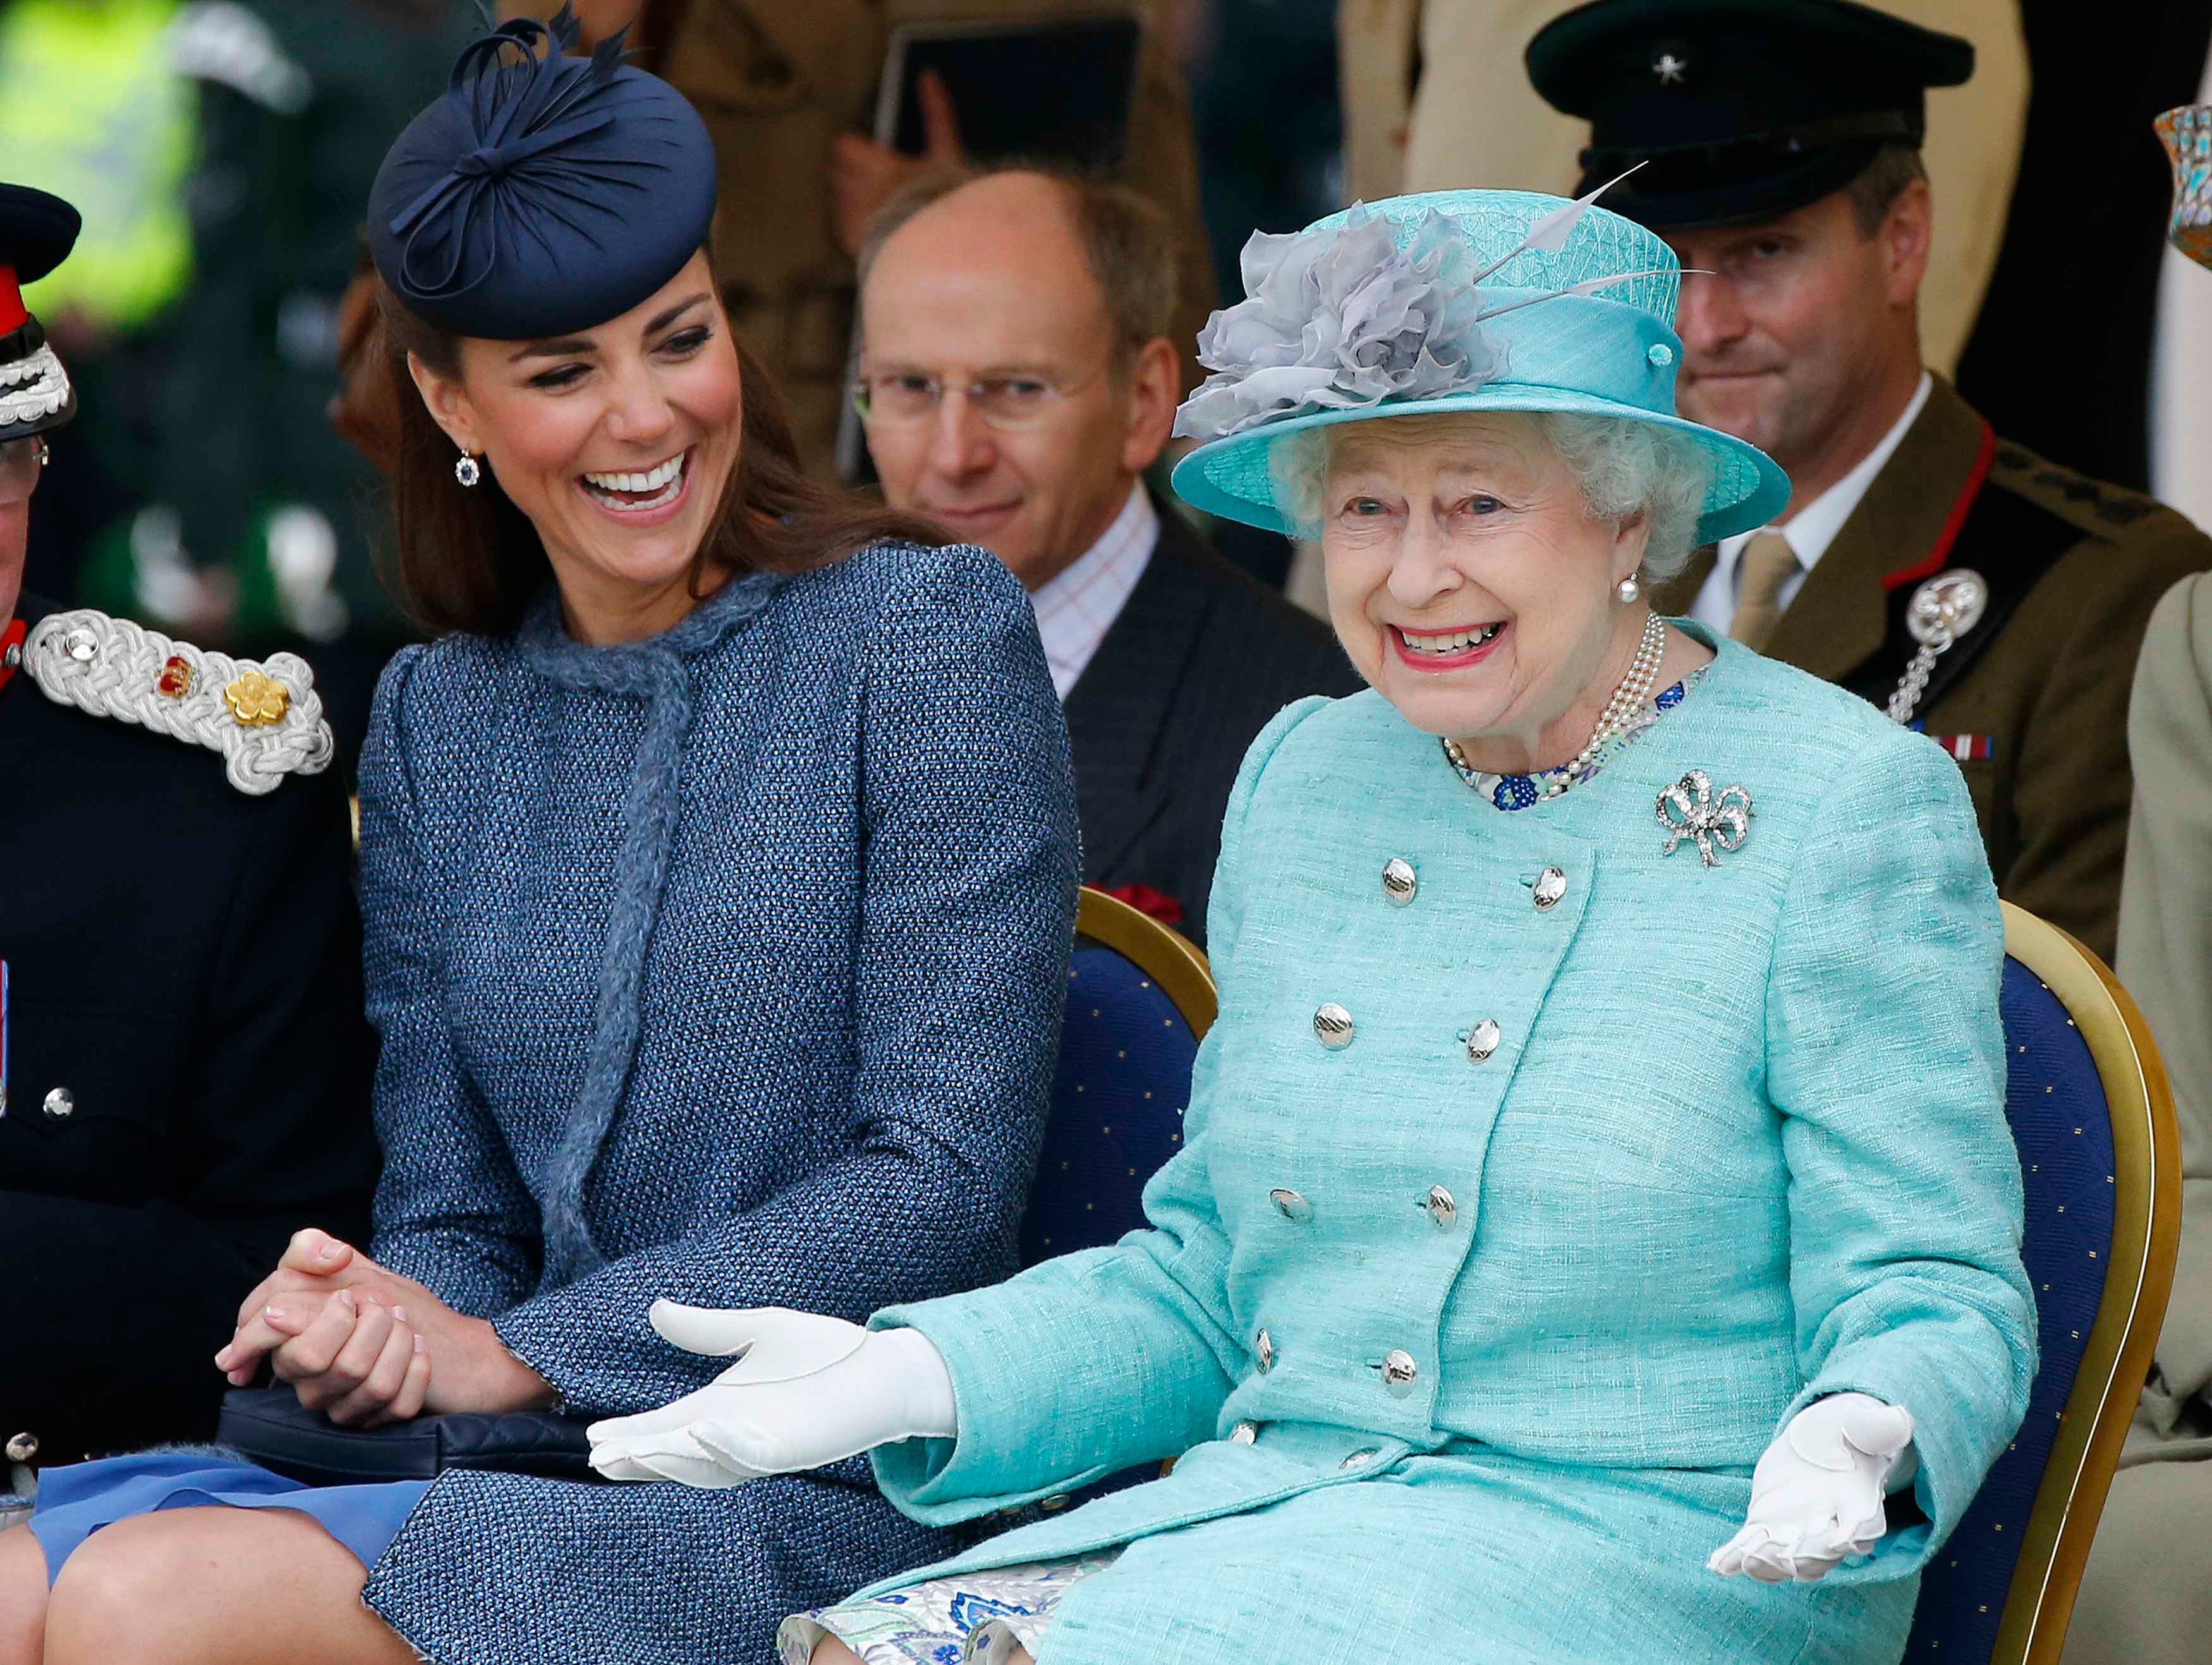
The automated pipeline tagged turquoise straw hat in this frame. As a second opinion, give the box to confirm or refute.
[1169,188,1789,546]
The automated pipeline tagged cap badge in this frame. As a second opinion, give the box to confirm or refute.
[1651,41,1690,86]
[224,669,291,728]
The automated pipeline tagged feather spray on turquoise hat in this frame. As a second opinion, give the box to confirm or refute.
[1169,185,1790,546]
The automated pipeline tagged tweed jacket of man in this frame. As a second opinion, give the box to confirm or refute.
[1651,376,2212,962]
[865,633,2034,1664]
[1064,503,1359,941]
[350,542,1079,1664]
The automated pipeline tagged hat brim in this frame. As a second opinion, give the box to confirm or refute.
[1171,387,1790,547]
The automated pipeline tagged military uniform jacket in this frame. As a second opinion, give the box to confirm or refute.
[0,593,377,1470]
[864,637,2035,1665]
[1651,377,2212,962]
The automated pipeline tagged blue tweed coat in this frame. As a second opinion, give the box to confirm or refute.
[866,632,2037,1665]
[350,540,1078,1663]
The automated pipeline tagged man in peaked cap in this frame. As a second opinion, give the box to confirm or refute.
[0,182,377,1492]
[1528,0,2212,962]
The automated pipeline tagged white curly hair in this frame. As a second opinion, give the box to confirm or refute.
[1267,411,1715,583]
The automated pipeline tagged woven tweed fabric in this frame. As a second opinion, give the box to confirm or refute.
[350,540,1079,1664]
[864,629,2036,1665]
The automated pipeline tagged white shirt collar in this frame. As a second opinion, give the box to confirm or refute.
[1715,371,1933,576]
[1028,482,1158,700]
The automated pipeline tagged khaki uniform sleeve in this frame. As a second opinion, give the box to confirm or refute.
[2001,519,2212,963]
[2117,573,2212,1419]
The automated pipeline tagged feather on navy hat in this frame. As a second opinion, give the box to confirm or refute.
[368,6,717,341]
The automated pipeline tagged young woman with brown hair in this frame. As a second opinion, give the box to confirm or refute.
[0,14,1078,1664]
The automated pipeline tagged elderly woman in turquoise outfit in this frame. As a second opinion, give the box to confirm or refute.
[589,189,2039,1665]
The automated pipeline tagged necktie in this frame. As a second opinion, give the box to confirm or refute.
[1729,531,1800,653]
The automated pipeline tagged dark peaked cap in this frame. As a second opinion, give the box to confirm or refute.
[0,183,80,288]
[368,5,716,341]
[1527,0,1974,230]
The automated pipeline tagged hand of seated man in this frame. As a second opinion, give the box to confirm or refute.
[586,1303,957,1488]
[1708,1393,1917,1583]
[215,1228,554,1422]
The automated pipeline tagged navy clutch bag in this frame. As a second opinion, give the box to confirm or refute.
[216,1386,599,1486]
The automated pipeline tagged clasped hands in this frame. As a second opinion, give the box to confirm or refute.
[593,1304,1912,1588]
[214,1228,552,1426]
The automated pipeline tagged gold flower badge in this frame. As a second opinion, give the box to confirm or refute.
[224,669,291,728]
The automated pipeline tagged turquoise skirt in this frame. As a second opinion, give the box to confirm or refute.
[27,1449,429,1583]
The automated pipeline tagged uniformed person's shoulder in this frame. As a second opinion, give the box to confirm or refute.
[1986,436,2211,554]
[1705,634,1953,778]
[19,603,337,801]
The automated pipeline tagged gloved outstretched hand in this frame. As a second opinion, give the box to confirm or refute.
[1708,1393,1917,1583]
[587,1302,957,1489]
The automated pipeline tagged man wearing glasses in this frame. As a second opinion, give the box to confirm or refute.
[854,167,1356,943]
[0,183,376,1495]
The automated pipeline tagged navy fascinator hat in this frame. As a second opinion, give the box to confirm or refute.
[368,5,717,342]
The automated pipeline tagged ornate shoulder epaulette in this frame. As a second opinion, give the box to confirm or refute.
[1991,443,2163,532]
[25,608,334,795]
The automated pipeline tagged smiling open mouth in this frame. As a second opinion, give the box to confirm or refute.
[1399,622,1504,658]
[580,449,690,512]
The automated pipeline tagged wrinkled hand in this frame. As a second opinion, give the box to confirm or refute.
[588,1303,957,1489]
[216,1228,554,1418]
[830,70,963,257]
[1709,1394,1917,1583]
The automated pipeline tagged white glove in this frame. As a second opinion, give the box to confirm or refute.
[1708,1393,1917,1584]
[586,1302,958,1489]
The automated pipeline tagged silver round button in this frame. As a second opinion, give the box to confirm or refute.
[1230,1420,1259,1445]
[1532,866,1567,911]
[1465,1019,1502,1063]
[1423,1185,1458,1228]
[1313,1003,1355,1050]
[1255,1328,1275,1374]
[1270,1187,1313,1223]
[4,1431,37,1463]
[63,627,97,663]
[1,641,18,670]
[1382,858,1417,907]
[1340,1447,1380,1470]
[41,1087,74,1121]
[1377,1350,1419,1396]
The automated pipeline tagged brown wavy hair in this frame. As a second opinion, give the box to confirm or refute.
[374,267,949,638]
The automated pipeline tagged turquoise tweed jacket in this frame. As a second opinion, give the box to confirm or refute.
[866,631,2037,1665]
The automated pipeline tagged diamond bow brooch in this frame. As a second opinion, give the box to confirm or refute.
[1656,770,1754,868]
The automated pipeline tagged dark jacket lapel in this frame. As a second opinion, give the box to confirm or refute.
[1061,500,1215,880]
[1764,377,1992,684]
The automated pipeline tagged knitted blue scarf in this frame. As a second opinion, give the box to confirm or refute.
[516,569,782,1283]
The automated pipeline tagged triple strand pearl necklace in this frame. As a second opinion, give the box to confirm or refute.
[1445,610,1669,785]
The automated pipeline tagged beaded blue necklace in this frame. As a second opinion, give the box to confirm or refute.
[1442,665,1705,811]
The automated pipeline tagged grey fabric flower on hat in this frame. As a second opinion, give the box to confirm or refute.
[1173,206,1506,443]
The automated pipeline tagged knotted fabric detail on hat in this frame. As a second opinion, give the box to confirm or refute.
[384,7,652,313]
[1174,207,1509,444]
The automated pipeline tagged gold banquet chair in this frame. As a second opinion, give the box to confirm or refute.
[1904,902,2182,1664]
